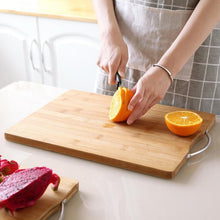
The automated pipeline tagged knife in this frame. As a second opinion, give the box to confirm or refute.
[115,72,121,90]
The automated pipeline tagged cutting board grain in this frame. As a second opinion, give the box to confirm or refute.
[5,90,216,179]
[0,176,79,220]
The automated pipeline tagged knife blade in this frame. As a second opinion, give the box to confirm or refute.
[115,72,121,90]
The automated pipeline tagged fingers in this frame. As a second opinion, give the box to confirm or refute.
[127,96,159,125]
[127,77,161,125]
[97,50,128,84]
[108,54,121,84]
[108,52,128,84]
[136,98,158,119]
[127,81,147,125]
[117,53,128,79]
[97,55,126,84]
[127,79,144,111]
[97,56,109,74]
[127,93,150,125]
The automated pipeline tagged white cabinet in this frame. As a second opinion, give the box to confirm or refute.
[0,13,100,92]
[0,13,42,89]
[39,18,100,92]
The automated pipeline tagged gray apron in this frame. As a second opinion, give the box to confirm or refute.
[95,0,220,116]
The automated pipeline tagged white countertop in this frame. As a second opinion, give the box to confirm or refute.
[1,81,220,220]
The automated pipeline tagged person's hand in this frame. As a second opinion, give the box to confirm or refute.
[97,31,128,84]
[127,66,172,125]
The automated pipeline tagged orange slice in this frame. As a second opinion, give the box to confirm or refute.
[164,111,203,136]
[109,87,134,122]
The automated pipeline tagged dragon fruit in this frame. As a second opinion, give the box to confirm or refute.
[0,167,60,214]
[0,159,19,176]
[0,155,19,177]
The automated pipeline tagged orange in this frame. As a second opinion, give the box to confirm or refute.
[109,87,134,122]
[164,111,203,136]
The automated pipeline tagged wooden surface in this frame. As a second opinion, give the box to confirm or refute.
[0,175,79,220]
[5,90,216,179]
[0,0,96,22]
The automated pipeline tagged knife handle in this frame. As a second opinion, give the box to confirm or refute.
[116,72,121,89]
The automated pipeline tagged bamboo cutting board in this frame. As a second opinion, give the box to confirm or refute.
[5,90,215,179]
[0,176,79,220]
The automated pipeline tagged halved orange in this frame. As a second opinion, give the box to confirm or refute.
[164,111,203,136]
[109,87,134,122]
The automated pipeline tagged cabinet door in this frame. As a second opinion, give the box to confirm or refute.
[38,18,100,93]
[0,13,42,89]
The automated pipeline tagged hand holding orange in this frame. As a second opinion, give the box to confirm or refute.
[109,87,134,122]
[164,111,203,136]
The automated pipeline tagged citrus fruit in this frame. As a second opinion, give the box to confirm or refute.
[109,87,134,122]
[164,111,203,136]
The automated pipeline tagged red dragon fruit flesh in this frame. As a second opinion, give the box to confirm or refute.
[0,167,60,214]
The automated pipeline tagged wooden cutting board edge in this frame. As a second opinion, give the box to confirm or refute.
[5,132,183,179]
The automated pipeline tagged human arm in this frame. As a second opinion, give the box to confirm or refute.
[127,0,220,125]
[92,0,128,84]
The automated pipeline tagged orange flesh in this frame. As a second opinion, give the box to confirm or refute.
[109,87,134,122]
[164,111,203,136]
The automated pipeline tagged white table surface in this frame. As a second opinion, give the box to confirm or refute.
[1,81,220,220]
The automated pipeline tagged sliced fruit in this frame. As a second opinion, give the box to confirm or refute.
[109,87,134,122]
[0,167,60,214]
[164,110,203,136]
